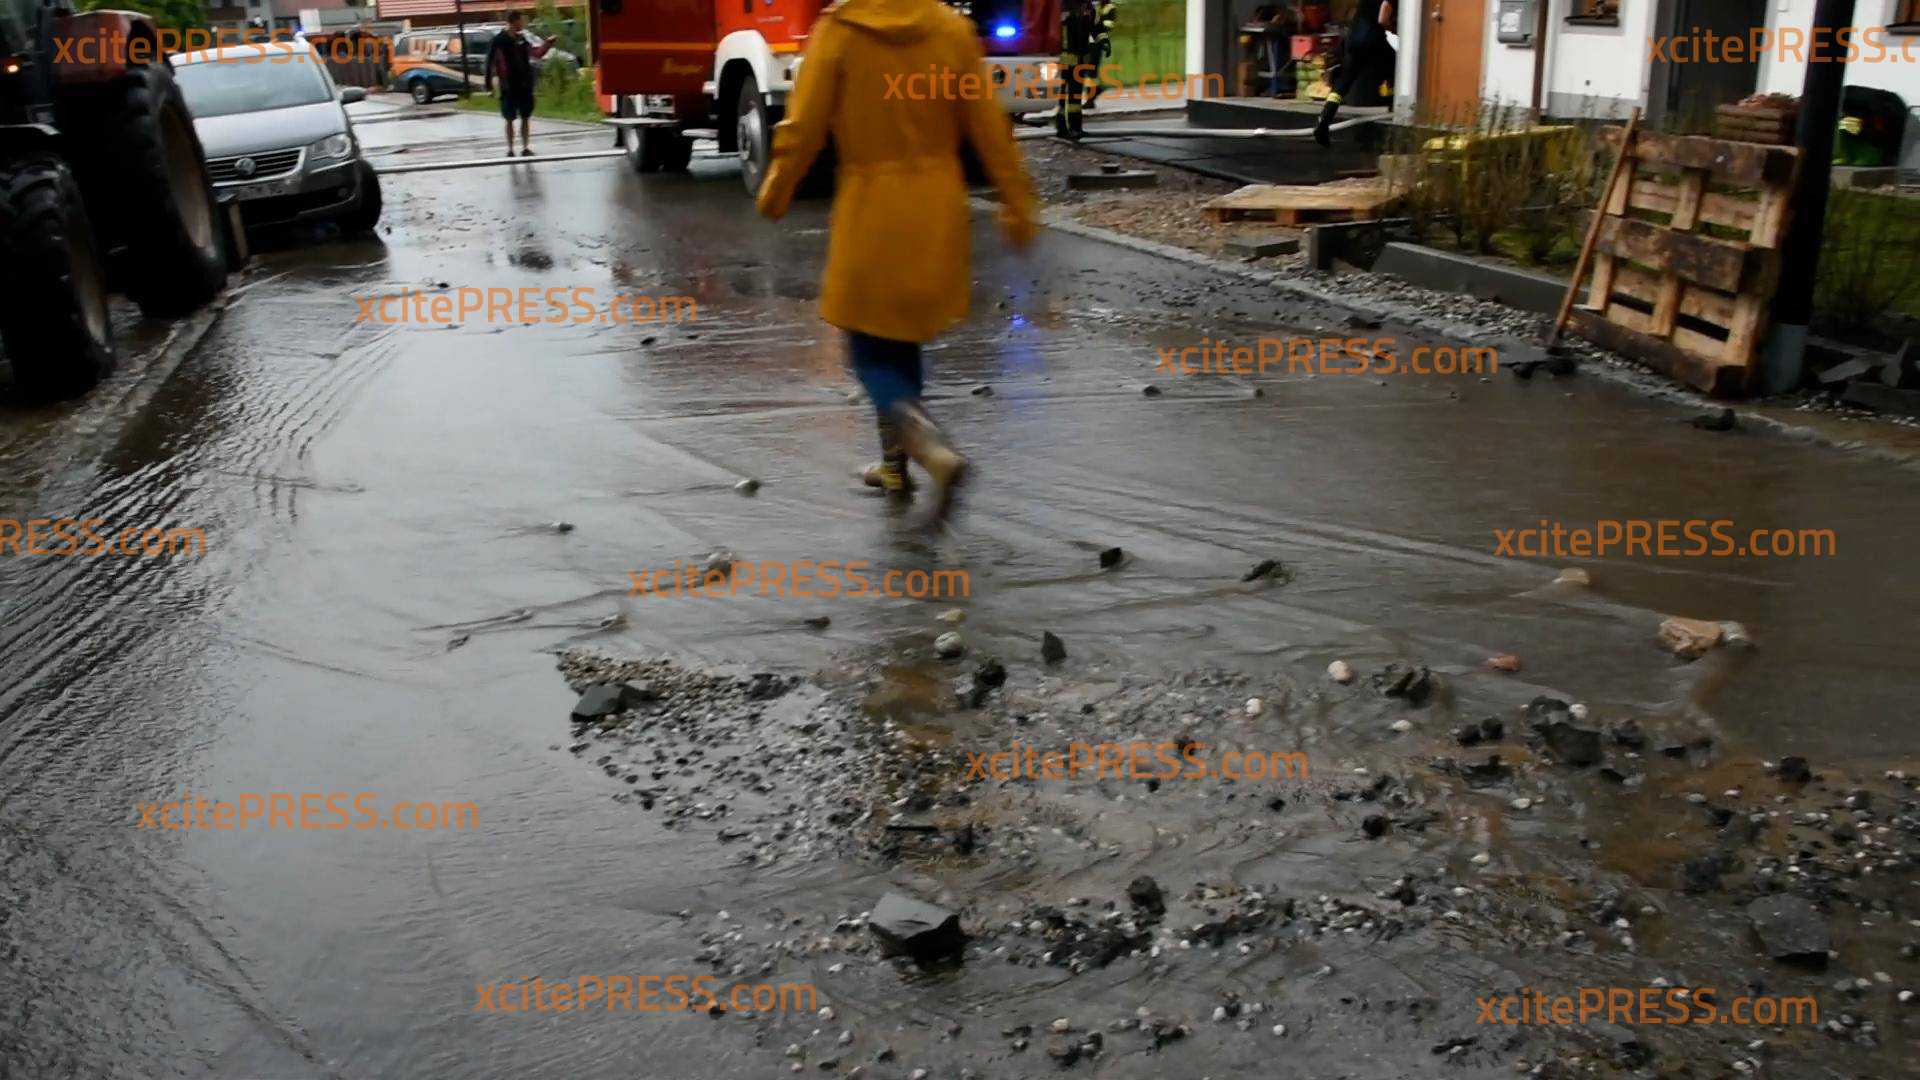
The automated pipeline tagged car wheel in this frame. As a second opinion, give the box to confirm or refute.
[735,73,770,196]
[339,160,382,234]
[63,62,225,319]
[410,78,434,105]
[0,153,115,398]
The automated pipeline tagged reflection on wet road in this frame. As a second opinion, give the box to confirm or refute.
[2,108,1917,1078]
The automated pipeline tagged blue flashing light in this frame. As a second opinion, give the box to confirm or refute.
[993,22,1018,39]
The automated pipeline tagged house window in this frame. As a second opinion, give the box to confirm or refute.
[1568,0,1621,25]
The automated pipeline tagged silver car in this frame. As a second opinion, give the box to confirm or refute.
[170,40,381,233]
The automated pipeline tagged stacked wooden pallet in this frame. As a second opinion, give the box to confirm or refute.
[1567,127,1803,398]
[1201,179,1400,226]
[1714,103,1798,146]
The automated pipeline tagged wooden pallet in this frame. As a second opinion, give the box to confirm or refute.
[1202,181,1400,226]
[1567,127,1803,398]
[1714,103,1796,146]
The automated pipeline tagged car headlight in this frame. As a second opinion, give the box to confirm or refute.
[309,133,353,162]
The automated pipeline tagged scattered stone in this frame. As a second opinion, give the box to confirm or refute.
[934,632,966,660]
[1511,797,1533,811]
[1041,631,1067,664]
[1554,567,1591,586]
[936,608,966,624]
[1776,756,1813,783]
[869,893,967,963]
[1389,719,1413,734]
[1245,697,1264,716]
[1536,720,1603,768]
[1747,895,1831,968]
[1141,384,1162,397]
[1362,814,1389,838]
[1328,660,1355,684]
[1380,664,1434,706]
[1126,875,1166,918]
[802,615,832,630]
[1658,616,1725,659]
[549,521,575,533]
[734,477,761,495]
[570,681,659,723]
[1609,719,1646,749]
[966,658,1007,707]
[1485,653,1521,672]
[1242,559,1290,583]
[1098,547,1125,569]
[970,384,994,396]
[1689,408,1738,432]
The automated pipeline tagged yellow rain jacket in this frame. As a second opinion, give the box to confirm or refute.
[755,0,1038,344]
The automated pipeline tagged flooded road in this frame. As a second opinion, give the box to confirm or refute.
[3,107,1919,1079]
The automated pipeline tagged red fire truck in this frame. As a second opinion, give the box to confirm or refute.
[590,0,1057,193]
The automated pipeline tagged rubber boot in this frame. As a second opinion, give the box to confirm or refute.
[1313,96,1341,149]
[892,401,969,523]
[860,417,914,496]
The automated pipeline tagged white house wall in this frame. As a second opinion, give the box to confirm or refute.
[1480,0,1657,119]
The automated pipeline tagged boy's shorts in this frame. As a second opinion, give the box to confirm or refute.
[500,87,535,121]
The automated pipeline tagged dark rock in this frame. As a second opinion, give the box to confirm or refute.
[1479,717,1504,742]
[1609,720,1646,749]
[966,658,1008,707]
[1242,559,1291,583]
[1041,631,1067,664]
[1776,756,1813,783]
[1126,875,1166,918]
[571,681,659,723]
[1682,851,1733,894]
[802,615,832,629]
[869,892,967,963]
[744,672,790,701]
[1538,722,1604,768]
[1098,547,1124,569]
[970,384,994,396]
[1380,665,1434,707]
[1044,1040,1081,1066]
[1747,894,1831,967]
[1688,408,1737,431]
[1362,814,1389,838]
[1453,724,1484,748]
[1462,754,1511,786]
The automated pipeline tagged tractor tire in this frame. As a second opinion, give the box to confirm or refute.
[0,154,115,398]
[64,62,226,319]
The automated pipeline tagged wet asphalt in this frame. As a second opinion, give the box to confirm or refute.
[2,101,1919,1079]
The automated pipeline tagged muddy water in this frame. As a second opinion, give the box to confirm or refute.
[2,111,1918,1078]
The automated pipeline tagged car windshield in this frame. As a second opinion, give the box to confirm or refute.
[174,55,334,119]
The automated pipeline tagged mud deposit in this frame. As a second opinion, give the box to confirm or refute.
[557,644,1920,1080]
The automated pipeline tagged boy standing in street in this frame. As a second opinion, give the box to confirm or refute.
[485,12,537,157]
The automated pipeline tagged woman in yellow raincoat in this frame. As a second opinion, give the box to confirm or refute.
[756,0,1038,522]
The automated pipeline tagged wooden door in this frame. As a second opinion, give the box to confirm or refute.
[1417,0,1487,121]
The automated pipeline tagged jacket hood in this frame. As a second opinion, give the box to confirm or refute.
[829,0,942,43]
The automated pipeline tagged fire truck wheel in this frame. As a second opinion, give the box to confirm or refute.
[65,62,226,319]
[0,153,116,399]
[736,73,772,196]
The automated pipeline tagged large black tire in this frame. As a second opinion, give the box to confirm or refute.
[0,154,115,398]
[64,63,226,319]
[339,160,382,233]
[735,73,772,196]
[409,78,435,105]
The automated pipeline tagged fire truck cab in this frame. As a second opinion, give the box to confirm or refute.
[591,0,1057,193]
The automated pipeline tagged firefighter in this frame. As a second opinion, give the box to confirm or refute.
[1056,0,1099,138]
[1084,0,1117,110]
[755,0,1038,521]
[1314,0,1396,148]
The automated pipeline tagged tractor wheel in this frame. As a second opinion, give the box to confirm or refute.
[0,153,115,398]
[64,62,226,318]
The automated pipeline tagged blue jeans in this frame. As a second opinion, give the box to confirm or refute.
[848,332,923,419]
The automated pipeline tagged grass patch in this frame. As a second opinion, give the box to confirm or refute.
[453,61,603,125]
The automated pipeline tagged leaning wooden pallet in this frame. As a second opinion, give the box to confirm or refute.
[1562,126,1803,398]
